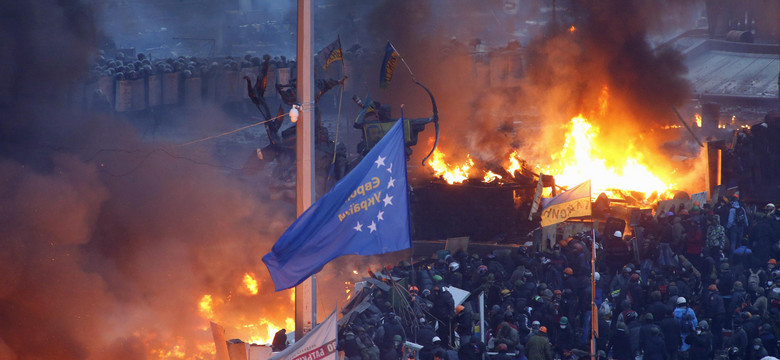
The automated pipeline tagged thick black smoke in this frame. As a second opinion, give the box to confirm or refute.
[0,1,305,359]
[350,0,700,181]
[0,0,704,358]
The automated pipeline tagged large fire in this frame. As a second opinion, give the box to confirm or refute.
[163,273,294,359]
[542,115,673,198]
[427,114,675,200]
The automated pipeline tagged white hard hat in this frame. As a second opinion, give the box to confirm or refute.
[767,203,776,209]
[432,336,441,343]
[613,231,622,238]
[676,297,687,305]
[594,272,600,282]
[449,262,460,271]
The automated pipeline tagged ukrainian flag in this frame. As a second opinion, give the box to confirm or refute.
[540,180,591,227]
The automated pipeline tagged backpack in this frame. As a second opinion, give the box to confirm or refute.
[735,207,747,226]
[680,309,694,332]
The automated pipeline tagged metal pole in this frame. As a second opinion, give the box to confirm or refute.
[591,226,597,360]
[294,0,316,341]
[479,291,486,360]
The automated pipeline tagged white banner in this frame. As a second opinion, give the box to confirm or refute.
[269,310,338,360]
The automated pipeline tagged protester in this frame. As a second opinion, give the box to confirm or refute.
[337,194,780,360]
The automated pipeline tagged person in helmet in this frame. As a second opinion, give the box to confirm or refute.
[673,297,698,353]
[685,320,713,360]
[549,316,575,358]
[525,326,553,360]
[605,231,631,278]
[446,261,463,288]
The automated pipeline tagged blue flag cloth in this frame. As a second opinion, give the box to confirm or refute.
[263,120,411,291]
[379,42,399,89]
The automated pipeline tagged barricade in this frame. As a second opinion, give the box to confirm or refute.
[162,72,180,105]
[183,77,202,107]
[147,74,162,107]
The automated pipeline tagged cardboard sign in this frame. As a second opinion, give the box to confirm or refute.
[691,191,708,206]
[444,236,469,255]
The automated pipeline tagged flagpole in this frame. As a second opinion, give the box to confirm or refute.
[590,181,597,360]
[388,42,418,82]
[295,0,316,341]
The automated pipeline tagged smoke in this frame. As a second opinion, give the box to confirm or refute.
[0,0,706,358]
[0,1,322,359]
[349,0,702,191]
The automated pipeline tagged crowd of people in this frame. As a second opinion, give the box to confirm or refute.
[334,196,780,360]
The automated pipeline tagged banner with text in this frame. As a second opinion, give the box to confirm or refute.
[540,180,591,227]
[269,310,338,360]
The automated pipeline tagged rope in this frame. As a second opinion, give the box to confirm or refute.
[175,112,288,147]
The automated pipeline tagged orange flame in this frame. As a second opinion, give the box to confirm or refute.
[543,115,672,198]
[243,273,259,295]
[244,317,295,345]
[569,25,577,33]
[483,171,502,183]
[695,113,702,127]
[505,151,523,176]
[427,149,474,184]
[199,294,214,319]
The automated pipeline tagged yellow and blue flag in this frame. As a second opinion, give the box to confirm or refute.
[316,37,343,71]
[379,42,399,89]
[263,120,411,291]
[540,180,591,227]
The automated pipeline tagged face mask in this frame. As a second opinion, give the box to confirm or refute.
[696,330,702,335]
[560,325,567,329]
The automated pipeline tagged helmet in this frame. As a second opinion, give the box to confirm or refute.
[433,275,443,282]
[559,316,569,325]
[630,273,640,281]
[676,297,687,305]
[708,284,718,291]
[539,326,547,333]
[478,265,488,274]
[432,336,441,343]
[409,286,419,294]
[455,305,465,313]
[449,262,459,271]
[594,272,600,281]
[770,259,777,265]
[564,267,574,275]
[614,230,622,238]
[500,289,511,296]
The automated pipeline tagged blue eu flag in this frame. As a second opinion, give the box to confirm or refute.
[263,120,411,291]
